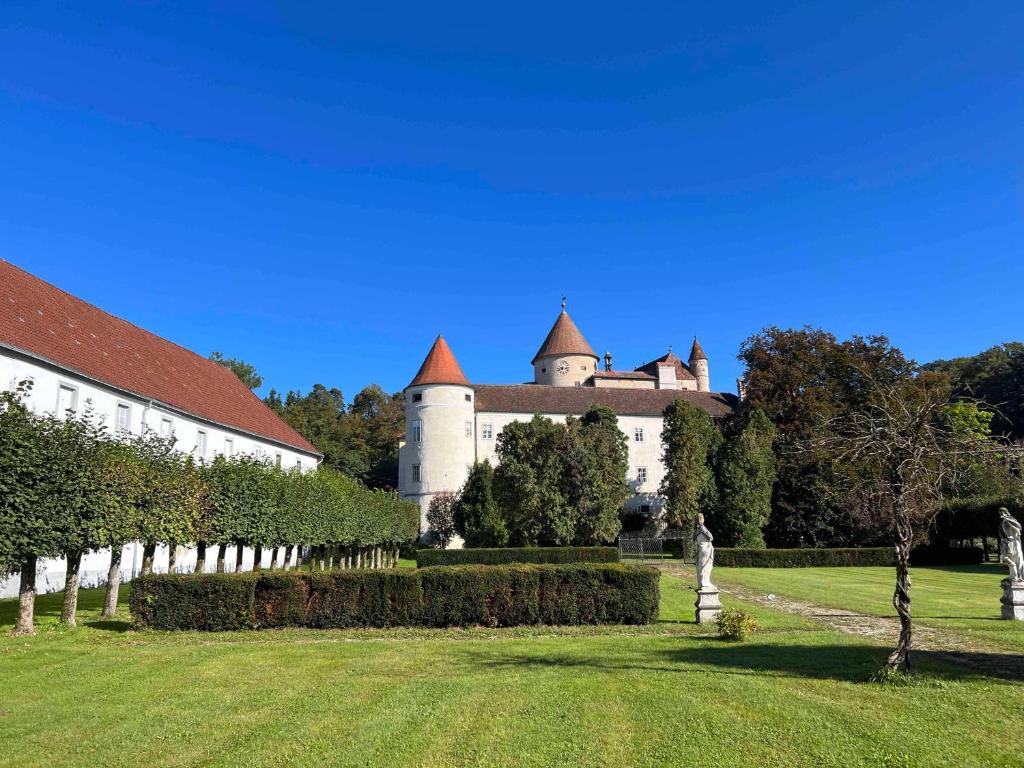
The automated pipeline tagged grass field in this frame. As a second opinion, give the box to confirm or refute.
[715,564,1024,653]
[1,570,1022,768]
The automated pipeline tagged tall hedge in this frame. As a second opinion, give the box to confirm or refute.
[130,563,659,630]
[416,546,619,567]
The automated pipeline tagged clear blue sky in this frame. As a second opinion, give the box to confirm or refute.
[2,2,1021,400]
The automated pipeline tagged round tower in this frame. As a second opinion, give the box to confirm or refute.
[532,300,599,387]
[401,335,475,539]
[689,337,710,392]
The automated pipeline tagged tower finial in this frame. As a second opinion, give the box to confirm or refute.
[561,294,566,311]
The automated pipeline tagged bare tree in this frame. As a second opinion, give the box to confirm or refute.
[819,374,1021,672]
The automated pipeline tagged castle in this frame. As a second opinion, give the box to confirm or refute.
[398,303,737,538]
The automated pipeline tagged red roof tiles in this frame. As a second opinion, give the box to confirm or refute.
[0,260,319,456]
[635,350,696,381]
[407,335,469,388]
[532,310,597,364]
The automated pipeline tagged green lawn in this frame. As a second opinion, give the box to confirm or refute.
[1,572,1022,768]
[715,564,1024,653]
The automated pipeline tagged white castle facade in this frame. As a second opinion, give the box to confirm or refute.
[398,304,737,538]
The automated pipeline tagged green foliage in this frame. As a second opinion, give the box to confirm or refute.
[711,408,776,547]
[202,454,278,548]
[415,546,619,567]
[712,547,895,567]
[426,491,458,548]
[209,351,263,390]
[130,563,659,630]
[909,547,984,566]
[453,460,507,547]
[492,405,630,546]
[266,383,403,489]
[659,399,722,529]
[715,608,757,641]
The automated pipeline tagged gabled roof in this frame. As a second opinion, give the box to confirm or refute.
[689,337,707,362]
[532,309,597,364]
[635,350,696,381]
[473,384,736,418]
[407,335,469,388]
[0,260,319,456]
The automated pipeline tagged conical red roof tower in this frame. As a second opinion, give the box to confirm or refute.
[407,335,470,388]
[532,308,598,364]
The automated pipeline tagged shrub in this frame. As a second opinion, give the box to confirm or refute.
[130,563,658,630]
[715,608,757,641]
[416,546,619,567]
[909,547,984,566]
[713,547,894,568]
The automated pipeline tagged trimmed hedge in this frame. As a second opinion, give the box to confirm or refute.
[714,548,895,568]
[130,563,658,630]
[415,546,619,567]
[910,547,985,566]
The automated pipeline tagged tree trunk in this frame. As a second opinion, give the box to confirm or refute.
[216,543,227,573]
[235,544,245,573]
[253,544,264,572]
[13,555,38,636]
[61,549,83,628]
[270,547,279,570]
[887,499,914,672]
[283,544,294,570]
[167,542,178,574]
[102,546,122,618]
[195,541,207,574]
[140,542,156,576]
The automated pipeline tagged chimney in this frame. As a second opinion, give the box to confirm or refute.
[604,351,613,372]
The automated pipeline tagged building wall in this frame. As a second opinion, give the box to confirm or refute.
[0,350,320,598]
[533,354,599,387]
[591,378,657,390]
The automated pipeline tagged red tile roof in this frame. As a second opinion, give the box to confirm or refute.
[689,337,707,362]
[473,384,736,418]
[532,310,598,364]
[407,335,469,388]
[635,350,696,380]
[0,260,319,456]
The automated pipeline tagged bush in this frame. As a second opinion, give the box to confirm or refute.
[714,547,894,568]
[416,546,620,567]
[715,608,757,641]
[130,563,659,630]
[909,547,985,566]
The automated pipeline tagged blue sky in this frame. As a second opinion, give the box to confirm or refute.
[2,1,1021,400]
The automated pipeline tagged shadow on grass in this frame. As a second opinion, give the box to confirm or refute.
[0,586,131,631]
[84,619,132,633]
[468,639,1024,684]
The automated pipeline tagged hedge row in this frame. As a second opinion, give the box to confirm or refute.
[130,563,659,630]
[415,546,619,567]
[713,547,895,568]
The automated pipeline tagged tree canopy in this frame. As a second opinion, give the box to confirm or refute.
[209,351,264,390]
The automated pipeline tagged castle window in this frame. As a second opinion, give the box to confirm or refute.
[411,420,421,442]
[636,467,647,485]
[639,504,651,515]
[412,464,421,483]
[115,402,132,434]
[412,393,422,403]
[224,437,234,456]
[196,430,208,458]
[465,420,473,438]
[482,423,493,440]
[56,383,78,417]
[275,452,282,468]
[465,393,471,402]
[160,416,174,437]
[634,427,644,442]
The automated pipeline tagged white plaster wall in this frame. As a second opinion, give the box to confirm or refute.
[692,358,710,392]
[533,354,599,387]
[0,351,320,598]
[592,378,656,390]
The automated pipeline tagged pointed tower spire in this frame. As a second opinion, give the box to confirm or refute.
[688,337,710,392]
[531,307,597,365]
[688,336,707,362]
[407,335,469,388]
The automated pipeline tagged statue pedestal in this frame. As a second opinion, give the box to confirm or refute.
[695,588,722,624]
[1001,579,1024,621]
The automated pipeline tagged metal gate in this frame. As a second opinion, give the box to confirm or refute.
[618,530,693,563]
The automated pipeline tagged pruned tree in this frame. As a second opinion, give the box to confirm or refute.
[712,408,776,547]
[426,491,459,548]
[819,373,1019,672]
[453,461,506,547]
[659,400,722,529]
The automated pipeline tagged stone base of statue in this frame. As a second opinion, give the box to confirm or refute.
[1001,579,1024,621]
[695,588,722,624]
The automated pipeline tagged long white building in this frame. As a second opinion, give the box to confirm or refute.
[0,260,321,596]
[398,303,737,538]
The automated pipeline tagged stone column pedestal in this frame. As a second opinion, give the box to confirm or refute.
[1001,579,1024,621]
[695,589,722,624]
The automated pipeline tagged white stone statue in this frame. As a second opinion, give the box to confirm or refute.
[695,513,715,591]
[1000,507,1023,583]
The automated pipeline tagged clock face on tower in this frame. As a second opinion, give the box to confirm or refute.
[556,360,570,375]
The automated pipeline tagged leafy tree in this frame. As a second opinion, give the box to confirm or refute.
[711,408,776,547]
[426,491,458,548]
[659,400,722,529]
[453,461,507,547]
[924,342,1024,440]
[739,326,915,546]
[564,406,630,544]
[209,351,263,390]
